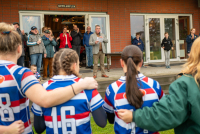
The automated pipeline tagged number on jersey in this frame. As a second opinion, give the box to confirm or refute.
[51,106,76,134]
[0,94,14,121]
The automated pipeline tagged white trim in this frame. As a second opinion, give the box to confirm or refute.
[130,13,192,63]
[19,11,106,15]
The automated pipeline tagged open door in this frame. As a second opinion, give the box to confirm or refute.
[19,13,44,35]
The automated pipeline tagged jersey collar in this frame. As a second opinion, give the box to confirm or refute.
[0,60,15,65]
[51,74,77,80]
[119,73,145,81]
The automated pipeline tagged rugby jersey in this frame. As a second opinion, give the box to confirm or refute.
[103,73,164,134]
[0,60,39,134]
[31,74,104,134]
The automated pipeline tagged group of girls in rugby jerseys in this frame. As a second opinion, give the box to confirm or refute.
[0,22,199,134]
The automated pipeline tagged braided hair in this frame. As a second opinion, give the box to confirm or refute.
[53,48,80,77]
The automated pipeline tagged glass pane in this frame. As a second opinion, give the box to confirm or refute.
[91,17,107,53]
[149,18,161,60]
[130,15,146,62]
[179,16,190,59]
[164,18,176,59]
[22,15,41,35]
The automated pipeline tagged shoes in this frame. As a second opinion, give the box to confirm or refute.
[168,66,171,69]
[166,66,168,69]
[93,75,97,79]
[90,66,93,69]
[86,66,90,69]
[102,74,109,78]
[43,77,47,80]
[142,66,147,68]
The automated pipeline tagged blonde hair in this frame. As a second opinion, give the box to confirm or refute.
[0,22,22,54]
[181,37,200,84]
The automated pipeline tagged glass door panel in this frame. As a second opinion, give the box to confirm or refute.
[164,18,177,59]
[148,18,162,60]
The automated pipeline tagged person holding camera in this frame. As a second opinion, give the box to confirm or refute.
[71,25,82,58]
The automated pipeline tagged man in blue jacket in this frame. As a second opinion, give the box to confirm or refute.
[83,26,94,69]
[132,33,145,67]
[186,28,198,56]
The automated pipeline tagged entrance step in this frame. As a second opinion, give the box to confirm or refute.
[148,61,186,67]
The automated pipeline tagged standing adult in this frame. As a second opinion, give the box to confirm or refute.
[132,33,146,67]
[59,26,72,49]
[161,32,174,69]
[42,30,56,80]
[83,26,94,69]
[186,28,198,56]
[41,26,48,37]
[89,25,109,78]
[13,22,27,67]
[71,25,82,57]
[27,26,47,74]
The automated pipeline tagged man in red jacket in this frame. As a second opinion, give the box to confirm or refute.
[59,26,72,49]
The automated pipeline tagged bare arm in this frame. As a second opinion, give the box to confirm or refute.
[25,77,98,108]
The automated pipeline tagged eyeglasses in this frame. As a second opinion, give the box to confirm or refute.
[1,31,11,34]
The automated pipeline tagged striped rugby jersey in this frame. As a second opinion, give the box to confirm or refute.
[31,74,104,134]
[0,60,39,134]
[103,73,164,134]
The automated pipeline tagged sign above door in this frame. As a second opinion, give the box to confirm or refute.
[57,5,76,8]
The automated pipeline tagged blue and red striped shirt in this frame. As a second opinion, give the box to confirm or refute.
[0,60,39,134]
[103,73,164,134]
[31,74,104,134]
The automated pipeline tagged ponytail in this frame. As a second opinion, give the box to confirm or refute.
[121,45,144,109]
[126,57,143,109]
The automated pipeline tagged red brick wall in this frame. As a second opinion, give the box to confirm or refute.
[0,0,200,69]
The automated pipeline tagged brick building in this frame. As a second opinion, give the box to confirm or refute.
[0,0,199,68]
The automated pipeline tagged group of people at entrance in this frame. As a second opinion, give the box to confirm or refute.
[132,28,197,69]
[12,22,109,81]
[1,22,200,134]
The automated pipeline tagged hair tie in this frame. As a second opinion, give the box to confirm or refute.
[1,31,11,34]
[128,56,133,59]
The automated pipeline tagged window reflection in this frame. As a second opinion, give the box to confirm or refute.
[130,15,146,61]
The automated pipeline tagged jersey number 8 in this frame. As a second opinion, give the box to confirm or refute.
[51,106,76,134]
[0,94,14,122]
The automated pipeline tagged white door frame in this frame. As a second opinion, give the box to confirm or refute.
[130,13,192,63]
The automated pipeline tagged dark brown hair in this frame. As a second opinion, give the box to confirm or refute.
[53,48,79,77]
[136,33,140,36]
[0,22,22,54]
[63,26,67,30]
[164,32,168,35]
[121,45,143,109]
[42,27,48,32]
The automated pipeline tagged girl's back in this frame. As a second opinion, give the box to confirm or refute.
[32,74,104,134]
[103,74,164,134]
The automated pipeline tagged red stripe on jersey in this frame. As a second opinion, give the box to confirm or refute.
[74,78,81,82]
[21,71,34,81]
[143,77,148,83]
[2,98,28,107]
[114,111,120,119]
[145,88,155,94]
[48,80,54,85]
[105,95,112,106]
[7,64,15,69]
[159,90,164,99]
[92,89,98,98]
[116,81,123,87]
[4,75,14,81]
[44,111,90,121]
[24,119,31,128]
[115,93,124,100]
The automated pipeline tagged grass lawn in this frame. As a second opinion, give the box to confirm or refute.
[33,117,174,134]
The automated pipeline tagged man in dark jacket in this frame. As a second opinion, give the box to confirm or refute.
[71,25,82,57]
[132,33,145,67]
[161,32,173,69]
[13,22,27,67]
[186,28,198,56]
[83,26,94,69]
